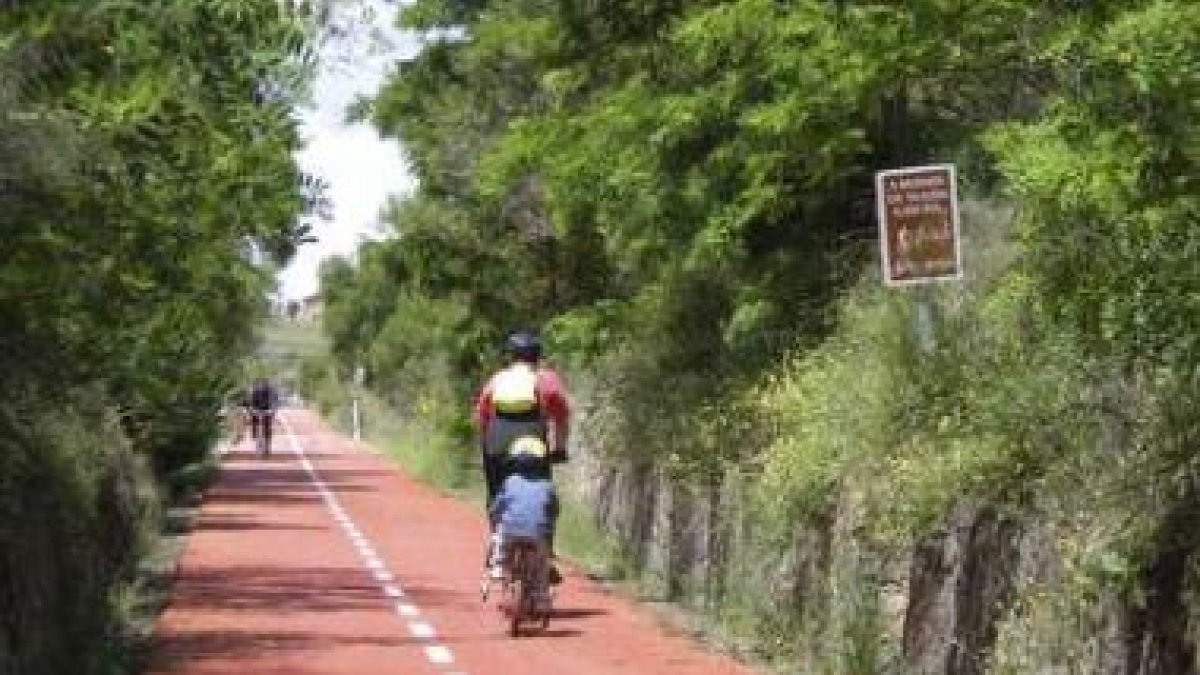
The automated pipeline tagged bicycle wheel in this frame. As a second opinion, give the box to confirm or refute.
[534,551,550,629]
[508,548,525,637]
[539,577,551,630]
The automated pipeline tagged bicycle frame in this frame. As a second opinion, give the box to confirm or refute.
[482,535,551,637]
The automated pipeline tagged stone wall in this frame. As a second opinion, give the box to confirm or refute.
[564,445,1200,674]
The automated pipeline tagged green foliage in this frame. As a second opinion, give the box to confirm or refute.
[988,1,1200,367]
[0,384,156,675]
[2,0,318,472]
[366,293,471,406]
[1,0,320,669]
[353,0,1086,403]
[330,0,1200,669]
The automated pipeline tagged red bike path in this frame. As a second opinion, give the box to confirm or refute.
[150,409,756,675]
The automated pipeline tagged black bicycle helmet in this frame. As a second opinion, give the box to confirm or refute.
[505,329,542,362]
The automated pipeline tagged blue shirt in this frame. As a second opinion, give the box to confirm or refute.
[490,474,556,539]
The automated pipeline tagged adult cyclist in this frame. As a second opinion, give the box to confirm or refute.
[474,330,570,578]
[247,377,279,457]
[474,330,570,505]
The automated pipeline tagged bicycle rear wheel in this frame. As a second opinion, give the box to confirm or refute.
[535,553,550,629]
[507,548,526,637]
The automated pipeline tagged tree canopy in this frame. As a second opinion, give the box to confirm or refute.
[2,0,321,464]
[1,2,321,669]
[319,2,1200,668]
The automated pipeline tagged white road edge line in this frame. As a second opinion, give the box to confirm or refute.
[280,413,463,673]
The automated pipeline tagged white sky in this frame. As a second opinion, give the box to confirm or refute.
[278,0,420,300]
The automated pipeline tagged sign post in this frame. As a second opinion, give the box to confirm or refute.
[876,164,962,351]
[352,365,365,443]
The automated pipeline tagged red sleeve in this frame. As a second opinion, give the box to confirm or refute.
[474,376,495,430]
[536,368,570,430]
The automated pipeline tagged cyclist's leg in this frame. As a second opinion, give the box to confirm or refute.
[486,529,506,579]
[482,421,513,507]
[263,412,274,453]
[530,538,551,608]
[482,456,505,572]
[482,452,506,508]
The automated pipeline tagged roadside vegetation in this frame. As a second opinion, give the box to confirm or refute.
[4,0,1199,672]
[314,1,1200,672]
[0,2,322,672]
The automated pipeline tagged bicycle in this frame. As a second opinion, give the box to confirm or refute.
[482,534,551,637]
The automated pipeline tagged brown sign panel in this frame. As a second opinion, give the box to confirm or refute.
[876,165,962,286]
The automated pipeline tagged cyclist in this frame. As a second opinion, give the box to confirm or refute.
[475,330,570,583]
[247,377,279,456]
[488,445,558,608]
[473,329,570,505]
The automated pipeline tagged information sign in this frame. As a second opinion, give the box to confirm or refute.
[876,164,962,285]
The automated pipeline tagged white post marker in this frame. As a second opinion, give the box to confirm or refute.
[876,164,962,351]
[352,365,365,442]
[352,399,361,442]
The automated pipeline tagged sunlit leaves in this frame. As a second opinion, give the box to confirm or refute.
[988,0,1200,364]
[356,0,1200,481]
[0,0,317,464]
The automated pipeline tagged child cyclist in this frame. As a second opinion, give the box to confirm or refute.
[488,439,559,607]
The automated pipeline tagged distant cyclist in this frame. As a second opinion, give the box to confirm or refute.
[473,330,571,505]
[247,377,279,456]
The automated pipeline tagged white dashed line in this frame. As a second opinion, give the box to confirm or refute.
[281,414,463,673]
[397,603,420,617]
[409,621,437,639]
[425,646,454,665]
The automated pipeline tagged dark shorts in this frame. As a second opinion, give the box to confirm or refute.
[482,414,549,504]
